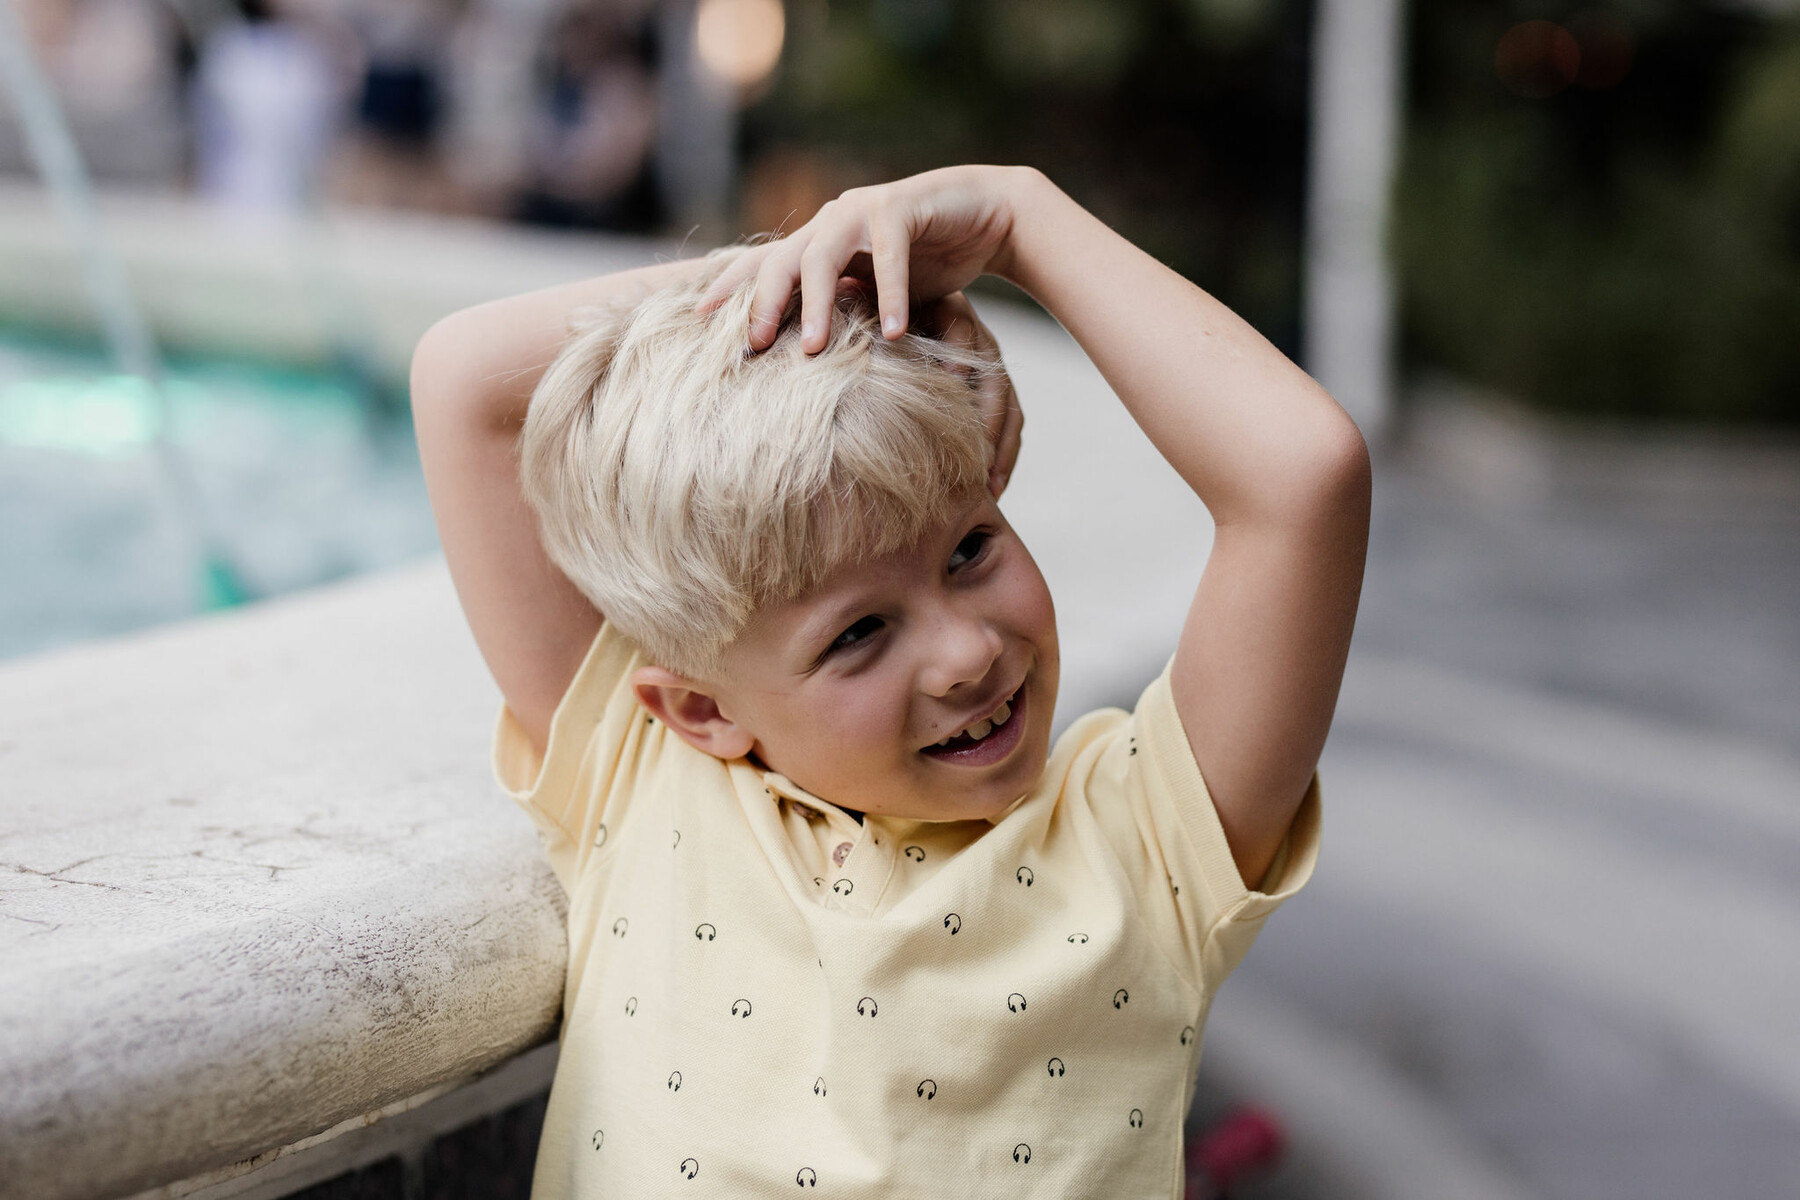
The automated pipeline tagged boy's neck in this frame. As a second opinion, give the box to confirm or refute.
[749,747,862,822]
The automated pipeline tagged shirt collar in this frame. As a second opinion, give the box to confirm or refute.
[760,770,1029,829]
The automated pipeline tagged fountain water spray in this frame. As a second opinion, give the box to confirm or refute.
[0,0,250,609]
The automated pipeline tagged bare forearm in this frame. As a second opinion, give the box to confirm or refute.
[412,257,704,431]
[996,170,1365,528]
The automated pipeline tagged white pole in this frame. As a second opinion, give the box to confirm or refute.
[1303,0,1406,441]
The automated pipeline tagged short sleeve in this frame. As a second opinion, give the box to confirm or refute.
[1067,657,1321,992]
[491,620,651,892]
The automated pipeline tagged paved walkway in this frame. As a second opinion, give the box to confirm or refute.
[988,304,1800,1200]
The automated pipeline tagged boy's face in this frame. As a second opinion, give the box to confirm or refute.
[704,494,1059,822]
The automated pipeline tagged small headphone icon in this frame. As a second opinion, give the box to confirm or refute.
[667,1071,682,1092]
[593,823,607,848]
[916,1078,937,1099]
[904,845,926,861]
[1180,1025,1196,1046]
[1129,1109,1144,1128]
[1007,992,1027,1013]
[944,912,962,934]
[611,917,628,937]
[1046,1057,1065,1077]
[796,1167,817,1187]
[832,878,854,896]
[856,996,879,1017]
[1016,865,1035,886]
[694,923,717,941]
[671,829,681,848]
[1113,988,1130,1009]
[1067,932,1089,944]
[1013,1143,1032,1164]
[731,998,752,1018]
[679,1157,699,1179]
[624,996,637,1016]
[591,1129,603,1150]
[813,1077,826,1096]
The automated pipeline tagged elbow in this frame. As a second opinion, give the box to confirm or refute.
[1259,405,1370,533]
[409,312,467,416]
[410,309,498,432]
[1312,411,1372,517]
[1306,414,1372,543]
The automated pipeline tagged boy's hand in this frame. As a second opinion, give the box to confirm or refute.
[919,291,1022,497]
[696,165,1032,353]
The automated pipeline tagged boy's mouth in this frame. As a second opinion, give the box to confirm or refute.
[921,686,1026,766]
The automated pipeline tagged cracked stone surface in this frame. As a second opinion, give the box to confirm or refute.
[0,562,567,1200]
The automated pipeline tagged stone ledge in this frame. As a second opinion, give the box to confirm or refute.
[0,182,675,384]
[130,1043,557,1200]
[0,559,566,1200]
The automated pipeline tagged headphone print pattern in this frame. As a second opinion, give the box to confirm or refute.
[592,733,1202,1188]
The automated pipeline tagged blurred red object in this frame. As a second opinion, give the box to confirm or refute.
[1495,20,1582,98]
[1185,1107,1286,1200]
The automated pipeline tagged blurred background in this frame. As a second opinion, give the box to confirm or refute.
[2,1,1797,1198]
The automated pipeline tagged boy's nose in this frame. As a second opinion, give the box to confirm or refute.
[918,612,1003,699]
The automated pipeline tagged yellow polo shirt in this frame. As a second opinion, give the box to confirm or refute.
[493,620,1319,1198]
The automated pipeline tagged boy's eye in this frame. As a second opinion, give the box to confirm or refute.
[831,616,883,652]
[948,530,991,571]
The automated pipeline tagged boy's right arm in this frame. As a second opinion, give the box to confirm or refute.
[410,258,705,757]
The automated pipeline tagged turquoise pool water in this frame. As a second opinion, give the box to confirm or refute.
[0,328,440,661]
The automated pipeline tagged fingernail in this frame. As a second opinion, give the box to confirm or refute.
[883,315,902,335]
[802,322,818,341]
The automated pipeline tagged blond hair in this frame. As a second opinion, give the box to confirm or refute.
[519,249,1004,677]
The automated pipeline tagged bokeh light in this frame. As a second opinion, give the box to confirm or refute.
[696,0,786,89]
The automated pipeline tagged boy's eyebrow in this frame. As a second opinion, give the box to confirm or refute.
[795,594,870,655]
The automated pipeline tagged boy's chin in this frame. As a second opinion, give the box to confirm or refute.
[924,746,1051,822]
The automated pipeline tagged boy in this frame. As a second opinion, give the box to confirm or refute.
[411,165,1368,1196]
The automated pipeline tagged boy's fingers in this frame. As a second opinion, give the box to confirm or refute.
[928,292,976,353]
[868,214,911,339]
[989,388,1024,497]
[696,245,764,312]
[746,239,806,350]
[798,232,855,353]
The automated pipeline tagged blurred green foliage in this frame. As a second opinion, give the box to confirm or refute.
[743,0,1311,351]
[749,1,1799,422]
[1396,4,1800,423]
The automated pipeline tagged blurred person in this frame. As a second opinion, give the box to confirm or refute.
[328,0,460,210]
[436,0,538,216]
[409,164,1365,1195]
[5,0,189,183]
[512,3,660,231]
[191,0,351,213]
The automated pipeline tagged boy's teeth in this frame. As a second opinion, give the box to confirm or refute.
[931,692,1017,749]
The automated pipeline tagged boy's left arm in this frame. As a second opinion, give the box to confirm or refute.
[706,166,1369,888]
[996,171,1369,889]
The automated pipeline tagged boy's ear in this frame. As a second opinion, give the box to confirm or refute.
[631,666,756,760]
